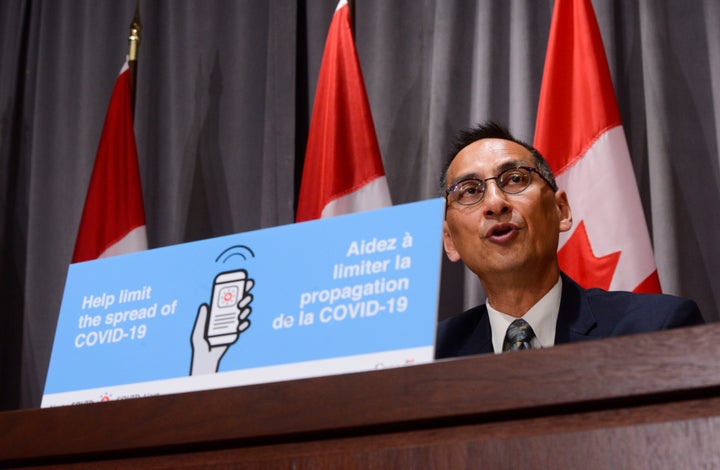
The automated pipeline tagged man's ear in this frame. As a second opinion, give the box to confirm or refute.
[442,220,462,262]
[555,189,573,233]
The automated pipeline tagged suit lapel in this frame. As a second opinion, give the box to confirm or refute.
[555,273,600,344]
[458,306,494,356]
[453,274,598,353]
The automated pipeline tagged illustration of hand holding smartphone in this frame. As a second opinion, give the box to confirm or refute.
[190,269,254,375]
[207,270,250,345]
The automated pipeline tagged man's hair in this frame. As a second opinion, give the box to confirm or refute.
[440,121,558,192]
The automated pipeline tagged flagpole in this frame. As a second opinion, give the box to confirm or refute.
[127,2,141,116]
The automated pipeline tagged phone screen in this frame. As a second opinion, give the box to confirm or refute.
[206,270,247,346]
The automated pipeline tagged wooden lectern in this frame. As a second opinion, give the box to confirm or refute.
[3,323,720,467]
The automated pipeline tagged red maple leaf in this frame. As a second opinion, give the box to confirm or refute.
[558,221,620,291]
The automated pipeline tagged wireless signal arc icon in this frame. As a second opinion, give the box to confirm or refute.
[215,245,255,264]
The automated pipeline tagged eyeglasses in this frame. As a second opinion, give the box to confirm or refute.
[445,166,557,206]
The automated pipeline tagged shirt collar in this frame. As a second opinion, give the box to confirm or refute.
[487,276,562,354]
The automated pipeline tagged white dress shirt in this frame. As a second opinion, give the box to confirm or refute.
[487,276,563,354]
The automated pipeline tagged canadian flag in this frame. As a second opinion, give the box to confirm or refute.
[295,0,391,222]
[534,0,661,293]
[72,60,147,263]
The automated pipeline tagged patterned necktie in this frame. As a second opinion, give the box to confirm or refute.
[502,318,536,352]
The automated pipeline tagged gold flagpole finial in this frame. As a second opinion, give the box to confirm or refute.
[128,2,142,62]
[128,2,141,115]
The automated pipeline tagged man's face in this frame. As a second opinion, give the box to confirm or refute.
[442,138,572,282]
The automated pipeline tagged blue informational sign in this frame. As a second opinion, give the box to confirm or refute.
[42,198,445,407]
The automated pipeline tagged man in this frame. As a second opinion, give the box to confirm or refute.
[435,121,704,358]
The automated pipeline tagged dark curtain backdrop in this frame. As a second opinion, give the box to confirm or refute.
[1,0,718,410]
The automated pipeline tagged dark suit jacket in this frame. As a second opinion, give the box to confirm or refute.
[435,273,705,359]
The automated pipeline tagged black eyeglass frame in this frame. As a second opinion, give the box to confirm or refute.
[445,166,558,206]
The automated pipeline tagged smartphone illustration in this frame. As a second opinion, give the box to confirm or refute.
[206,270,247,346]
